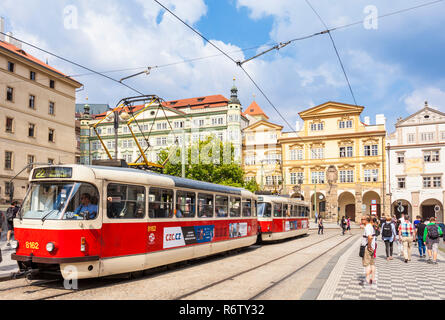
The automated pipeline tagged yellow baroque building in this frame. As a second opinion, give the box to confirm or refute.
[279,102,389,222]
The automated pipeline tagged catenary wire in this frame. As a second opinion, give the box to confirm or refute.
[305,0,358,106]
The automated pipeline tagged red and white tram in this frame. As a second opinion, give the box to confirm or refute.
[257,195,310,242]
[11,165,258,280]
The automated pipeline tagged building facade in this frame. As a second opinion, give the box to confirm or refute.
[0,37,82,205]
[79,85,248,165]
[387,102,445,223]
[280,102,388,222]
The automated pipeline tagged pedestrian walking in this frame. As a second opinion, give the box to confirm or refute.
[318,217,324,235]
[398,214,414,263]
[341,216,347,235]
[315,212,318,224]
[346,217,352,235]
[6,201,20,247]
[415,218,427,258]
[381,216,396,261]
[360,215,377,287]
[395,218,402,256]
[423,217,443,264]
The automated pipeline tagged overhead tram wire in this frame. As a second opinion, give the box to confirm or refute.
[153,0,298,133]
[304,0,358,106]
[0,31,145,96]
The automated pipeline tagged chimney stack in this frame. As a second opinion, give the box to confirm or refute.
[376,114,386,127]
[0,17,5,42]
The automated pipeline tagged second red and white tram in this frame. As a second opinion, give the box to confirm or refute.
[257,195,310,242]
[11,165,258,280]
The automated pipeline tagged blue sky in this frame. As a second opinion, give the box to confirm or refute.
[1,0,445,133]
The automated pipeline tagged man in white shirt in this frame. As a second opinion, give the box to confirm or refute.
[361,215,376,287]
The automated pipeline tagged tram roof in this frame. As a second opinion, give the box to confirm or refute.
[87,165,246,196]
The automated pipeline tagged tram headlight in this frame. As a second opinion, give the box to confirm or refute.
[11,240,19,249]
[46,242,55,253]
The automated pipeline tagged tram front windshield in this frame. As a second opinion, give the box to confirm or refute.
[21,182,99,220]
[257,202,271,218]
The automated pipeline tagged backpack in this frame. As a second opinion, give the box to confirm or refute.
[428,224,440,239]
[6,207,16,221]
[382,223,392,238]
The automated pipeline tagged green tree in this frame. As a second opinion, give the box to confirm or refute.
[158,136,257,192]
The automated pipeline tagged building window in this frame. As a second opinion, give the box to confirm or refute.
[30,71,36,81]
[339,120,353,129]
[49,102,55,115]
[5,151,13,170]
[29,95,35,109]
[339,170,354,183]
[423,177,432,188]
[7,62,14,72]
[5,182,12,196]
[290,172,304,185]
[421,132,435,142]
[423,150,440,163]
[311,148,324,159]
[433,177,441,188]
[174,121,184,129]
[397,153,405,164]
[441,131,445,141]
[156,137,167,146]
[212,117,224,125]
[27,155,35,171]
[311,122,324,131]
[397,177,406,189]
[364,145,378,156]
[290,149,303,160]
[48,158,54,165]
[156,122,168,130]
[6,87,13,101]
[48,129,55,142]
[28,123,35,137]
[6,117,13,133]
[311,171,325,184]
[407,133,415,143]
[364,169,378,182]
[49,79,55,89]
[340,146,353,158]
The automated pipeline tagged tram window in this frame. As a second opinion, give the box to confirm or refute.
[107,184,145,219]
[306,207,310,217]
[230,197,241,217]
[242,199,252,217]
[22,182,99,221]
[273,203,282,217]
[215,195,228,217]
[291,205,298,217]
[149,188,174,218]
[198,193,214,218]
[283,204,289,217]
[257,202,271,218]
[176,191,196,218]
[253,200,257,217]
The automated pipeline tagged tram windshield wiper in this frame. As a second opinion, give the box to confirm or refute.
[41,210,58,223]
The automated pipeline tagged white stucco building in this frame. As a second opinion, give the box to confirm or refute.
[387,102,445,222]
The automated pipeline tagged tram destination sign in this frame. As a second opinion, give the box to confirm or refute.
[33,167,73,180]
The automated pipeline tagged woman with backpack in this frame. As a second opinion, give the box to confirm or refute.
[341,216,346,235]
[381,216,396,261]
[423,217,443,264]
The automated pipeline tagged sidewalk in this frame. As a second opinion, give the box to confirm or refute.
[309,221,361,230]
[0,230,19,278]
[316,237,445,300]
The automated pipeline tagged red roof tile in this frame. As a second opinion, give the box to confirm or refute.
[244,101,269,119]
[0,40,81,86]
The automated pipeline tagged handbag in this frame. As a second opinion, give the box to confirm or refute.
[359,245,366,258]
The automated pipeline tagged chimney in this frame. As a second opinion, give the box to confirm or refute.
[5,31,12,44]
[364,116,370,125]
[295,121,300,132]
[0,17,5,42]
[376,114,386,126]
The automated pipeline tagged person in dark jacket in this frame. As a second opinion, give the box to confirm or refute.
[6,201,19,246]
[415,219,427,258]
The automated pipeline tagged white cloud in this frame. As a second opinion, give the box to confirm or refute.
[403,87,445,113]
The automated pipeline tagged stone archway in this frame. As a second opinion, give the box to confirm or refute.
[311,192,326,219]
[391,199,412,220]
[363,191,381,218]
[420,199,443,223]
[338,191,356,221]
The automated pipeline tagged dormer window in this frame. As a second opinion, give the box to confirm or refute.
[197,98,205,102]
[311,122,324,131]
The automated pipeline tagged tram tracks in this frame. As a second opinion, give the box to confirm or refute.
[173,233,354,300]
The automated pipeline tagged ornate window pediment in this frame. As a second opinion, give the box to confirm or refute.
[363,162,380,169]
[289,166,304,173]
[338,139,354,146]
[363,137,379,145]
[338,164,355,170]
[310,165,325,171]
